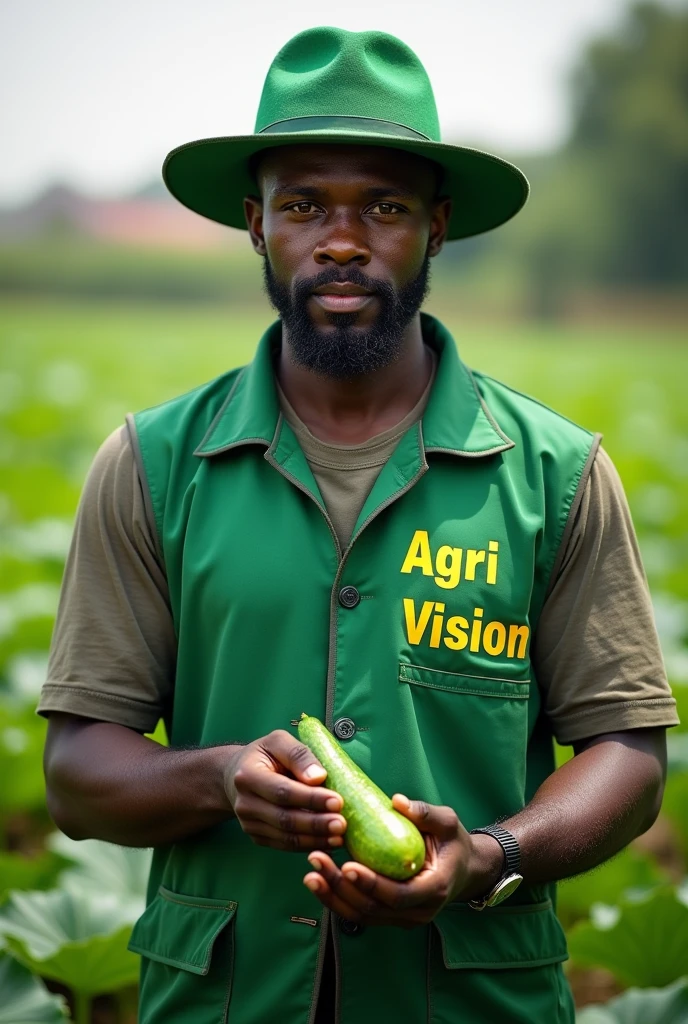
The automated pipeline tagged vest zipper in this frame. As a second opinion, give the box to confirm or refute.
[266,422,429,1024]
[262,442,340,1024]
[307,907,332,1024]
[333,918,343,1024]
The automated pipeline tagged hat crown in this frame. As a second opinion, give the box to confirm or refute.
[254,27,441,142]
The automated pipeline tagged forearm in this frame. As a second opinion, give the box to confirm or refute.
[500,729,666,884]
[44,714,242,847]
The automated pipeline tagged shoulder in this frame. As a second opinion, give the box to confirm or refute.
[575,445,635,534]
[66,424,163,579]
[82,424,137,499]
[471,369,596,450]
[129,366,246,490]
[133,366,244,445]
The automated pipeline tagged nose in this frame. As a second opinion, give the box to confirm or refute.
[313,214,371,267]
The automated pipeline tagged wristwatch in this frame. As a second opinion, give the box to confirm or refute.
[467,825,523,910]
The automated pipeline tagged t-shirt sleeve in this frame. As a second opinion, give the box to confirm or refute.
[533,445,679,745]
[37,424,176,732]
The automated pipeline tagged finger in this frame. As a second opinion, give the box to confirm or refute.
[306,851,384,917]
[246,820,345,852]
[337,857,438,911]
[304,870,372,922]
[263,729,330,785]
[303,871,409,928]
[235,765,343,813]
[392,794,458,841]
[235,794,347,839]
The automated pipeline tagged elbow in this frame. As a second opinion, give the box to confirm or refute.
[43,713,95,840]
[637,767,666,836]
[45,785,89,841]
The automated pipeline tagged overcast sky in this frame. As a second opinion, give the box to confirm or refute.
[0,0,672,204]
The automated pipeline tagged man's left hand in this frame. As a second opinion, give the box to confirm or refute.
[302,794,503,928]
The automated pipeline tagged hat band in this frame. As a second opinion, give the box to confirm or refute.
[258,115,432,141]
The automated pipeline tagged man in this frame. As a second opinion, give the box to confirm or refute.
[39,26,677,1024]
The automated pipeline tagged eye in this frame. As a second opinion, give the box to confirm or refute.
[368,202,403,216]
[287,202,321,215]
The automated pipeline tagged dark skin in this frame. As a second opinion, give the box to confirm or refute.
[244,145,451,443]
[44,144,667,929]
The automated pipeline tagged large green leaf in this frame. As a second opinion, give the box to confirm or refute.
[576,977,688,1023]
[661,771,688,859]
[557,848,666,929]
[568,885,688,988]
[667,732,688,772]
[47,834,151,921]
[0,952,67,1022]
[669,684,688,733]
[0,851,69,905]
[0,703,48,814]
[0,883,140,995]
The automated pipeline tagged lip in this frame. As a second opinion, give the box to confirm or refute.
[311,281,375,313]
[312,282,373,296]
[312,293,375,312]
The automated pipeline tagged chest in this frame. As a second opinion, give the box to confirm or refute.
[173,452,544,684]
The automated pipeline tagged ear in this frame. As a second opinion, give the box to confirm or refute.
[427,196,452,257]
[243,195,266,255]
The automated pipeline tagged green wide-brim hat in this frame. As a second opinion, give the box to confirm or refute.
[163,27,529,241]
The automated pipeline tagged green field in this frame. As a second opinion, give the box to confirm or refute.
[0,297,687,1018]
[1,296,687,723]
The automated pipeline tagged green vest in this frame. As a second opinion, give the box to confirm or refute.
[128,314,596,1024]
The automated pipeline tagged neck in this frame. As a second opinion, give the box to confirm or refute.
[276,313,432,445]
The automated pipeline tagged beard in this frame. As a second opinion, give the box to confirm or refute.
[262,254,430,380]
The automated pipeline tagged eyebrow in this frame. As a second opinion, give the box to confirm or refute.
[268,184,419,201]
[268,185,324,200]
[364,187,417,200]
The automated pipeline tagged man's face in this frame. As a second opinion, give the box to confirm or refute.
[244,144,451,379]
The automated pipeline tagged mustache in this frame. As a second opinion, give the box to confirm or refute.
[293,265,391,301]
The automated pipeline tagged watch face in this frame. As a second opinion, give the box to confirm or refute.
[487,873,523,907]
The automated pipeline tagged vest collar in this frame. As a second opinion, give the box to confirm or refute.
[419,314,514,456]
[194,313,514,458]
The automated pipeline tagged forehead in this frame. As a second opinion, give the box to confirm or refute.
[255,143,439,196]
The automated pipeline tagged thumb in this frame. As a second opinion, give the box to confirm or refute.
[392,794,458,840]
[265,730,328,785]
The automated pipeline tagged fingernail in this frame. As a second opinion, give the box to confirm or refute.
[308,856,322,871]
[328,819,345,834]
[305,878,319,891]
[305,765,325,780]
[328,836,343,847]
[344,870,357,882]
[325,797,342,812]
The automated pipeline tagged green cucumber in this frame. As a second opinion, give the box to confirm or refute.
[297,713,425,880]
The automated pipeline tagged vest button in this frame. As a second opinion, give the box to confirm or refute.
[339,917,364,936]
[333,718,356,741]
[338,586,360,609]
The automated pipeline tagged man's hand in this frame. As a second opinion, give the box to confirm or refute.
[302,794,504,927]
[225,729,348,852]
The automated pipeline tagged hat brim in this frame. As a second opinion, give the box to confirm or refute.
[162,130,529,241]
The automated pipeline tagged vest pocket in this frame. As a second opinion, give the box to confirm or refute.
[398,661,530,815]
[433,899,567,969]
[428,902,573,1024]
[399,662,530,698]
[128,886,237,1024]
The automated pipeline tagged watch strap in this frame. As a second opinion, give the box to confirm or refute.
[469,825,521,874]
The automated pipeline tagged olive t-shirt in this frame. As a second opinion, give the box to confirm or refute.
[38,374,678,744]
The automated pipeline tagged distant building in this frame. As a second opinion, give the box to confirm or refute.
[0,182,238,250]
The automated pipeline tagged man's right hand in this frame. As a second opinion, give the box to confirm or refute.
[224,729,347,852]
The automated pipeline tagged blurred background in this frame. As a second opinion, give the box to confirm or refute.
[0,1,687,1021]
